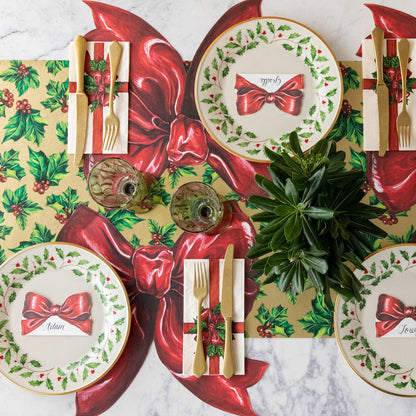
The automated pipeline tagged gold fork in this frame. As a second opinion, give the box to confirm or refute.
[193,262,208,378]
[396,38,411,148]
[103,41,123,151]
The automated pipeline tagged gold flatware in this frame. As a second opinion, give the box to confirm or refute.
[221,244,234,379]
[372,26,389,157]
[192,261,208,378]
[73,35,88,166]
[396,38,411,148]
[103,41,123,151]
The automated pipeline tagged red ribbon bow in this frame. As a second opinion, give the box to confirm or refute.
[21,292,92,336]
[234,73,304,116]
[375,294,416,337]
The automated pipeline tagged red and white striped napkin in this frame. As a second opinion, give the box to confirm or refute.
[67,41,130,155]
[182,258,245,376]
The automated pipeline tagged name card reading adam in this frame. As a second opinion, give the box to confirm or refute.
[21,292,92,336]
[234,73,304,116]
[375,294,416,338]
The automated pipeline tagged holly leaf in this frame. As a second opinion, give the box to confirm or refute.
[45,60,69,75]
[3,108,47,145]
[40,79,68,112]
[0,61,40,96]
[202,164,219,185]
[387,225,415,245]
[27,148,68,185]
[0,149,25,180]
[168,166,197,188]
[10,223,56,253]
[342,65,360,93]
[298,294,334,337]
[129,235,141,249]
[349,148,366,172]
[101,208,144,231]
[0,212,12,240]
[0,246,5,265]
[255,303,294,337]
[345,109,363,146]
[46,187,84,215]
[56,122,68,145]
[148,221,177,247]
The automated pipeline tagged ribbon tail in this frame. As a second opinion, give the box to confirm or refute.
[375,319,400,337]
[21,318,48,335]
[76,295,159,416]
[172,358,268,416]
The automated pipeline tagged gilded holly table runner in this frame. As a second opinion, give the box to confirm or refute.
[0,2,416,416]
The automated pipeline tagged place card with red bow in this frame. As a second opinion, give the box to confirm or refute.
[182,258,245,376]
[234,73,304,116]
[68,41,130,155]
[375,294,416,338]
[21,292,92,336]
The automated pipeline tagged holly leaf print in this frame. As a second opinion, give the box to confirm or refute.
[0,211,12,240]
[0,149,25,181]
[2,185,42,230]
[148,177,170,207]
[202,163,219,185]
[255,303,294,338]
[341,64,360,93]
[99,208,144,232]
[168,166,197,188]
[46,187,86,217]
[3,107,47,145]
[349,148,366,172]
[129,235,141,249]
[40,79,68,112]
[326,107,363,146]
[147,219,176,247]
[27,148,68,186]
[56,122,68,145]
[387,225,415,245]
[10,223,56,253]
[0,246,5,265]
[298,294,334,337]
[0,60,40,96]
[45,60,69,76]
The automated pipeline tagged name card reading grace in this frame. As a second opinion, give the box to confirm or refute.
[375,294,416,338]
[21,292,92,337]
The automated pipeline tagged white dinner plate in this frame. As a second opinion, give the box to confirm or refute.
[195,17,342,162]
[0,243,130,394]
[335,244,416,396]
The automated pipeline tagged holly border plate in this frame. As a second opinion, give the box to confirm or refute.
[0,242,130,394]
[195,17,342,162]
[335,244,416,396]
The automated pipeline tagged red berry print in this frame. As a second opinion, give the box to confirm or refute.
[0,88,14,108]
[318,49,322,54]
[16,263,20,267]
[91,370,95,374]
[16,98,32,114]
[229,37,233,41]
[57,377,62,381]
[40,373,44,378]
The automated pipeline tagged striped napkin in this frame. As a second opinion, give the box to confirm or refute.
[67,41,130,155]
[182,258,245,376]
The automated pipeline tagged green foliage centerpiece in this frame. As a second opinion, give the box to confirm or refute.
[247,132,387,309]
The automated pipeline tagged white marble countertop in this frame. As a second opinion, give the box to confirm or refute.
[1,1,416,415]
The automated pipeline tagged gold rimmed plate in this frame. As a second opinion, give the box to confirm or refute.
[195,17,342,162]
[335,244,416,396]
[0,242,130,394]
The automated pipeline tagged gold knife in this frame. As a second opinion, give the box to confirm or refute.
[372,26,389,157]
[221,244,234,379]
[73,35,88,166]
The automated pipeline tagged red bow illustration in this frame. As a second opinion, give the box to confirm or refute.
[235,73,304,116]
[375,294,416,337]
[21,292,92,336]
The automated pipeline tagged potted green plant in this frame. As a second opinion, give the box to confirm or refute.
[246,132,387,309]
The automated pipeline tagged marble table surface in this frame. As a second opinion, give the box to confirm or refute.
[1,1,416,415]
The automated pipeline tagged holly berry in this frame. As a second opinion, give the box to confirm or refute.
[61,96,68,113]
[341,99,352,115]
[33,179,50,194]
[17,63,29,76]
[167,163,178,175]
[378,214,398,225]
[340,64,349,78]
[16,98,32,114]
[54,207,71,225]
[361,181,371,194]
[11,204,23,217]
[0,88,14,108]
[257,323,273,338]
[152,233,163,245]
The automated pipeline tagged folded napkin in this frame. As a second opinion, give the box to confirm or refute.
[363,38,416,151]
[67,41,130,155]
[183,258,245,376]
